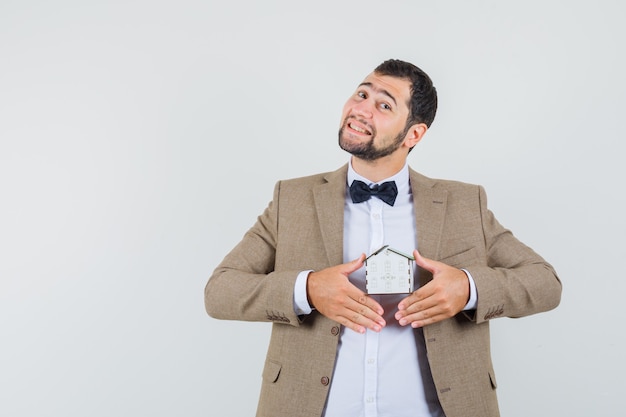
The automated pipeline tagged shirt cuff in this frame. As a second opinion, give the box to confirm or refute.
[461,268,478,311]
[293,270,314,315]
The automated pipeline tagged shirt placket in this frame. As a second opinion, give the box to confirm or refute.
[365,198,384,417]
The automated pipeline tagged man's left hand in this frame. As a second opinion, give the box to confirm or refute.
[395,250,470,328]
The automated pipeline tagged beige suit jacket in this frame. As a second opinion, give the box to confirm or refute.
[205,164,561,417]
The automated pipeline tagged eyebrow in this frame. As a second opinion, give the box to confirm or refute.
[358,82,398,107]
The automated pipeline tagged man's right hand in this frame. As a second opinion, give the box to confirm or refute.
[306,254,386,334]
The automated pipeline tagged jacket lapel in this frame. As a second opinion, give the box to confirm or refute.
[409,168,448,287]
[313,164,348,267]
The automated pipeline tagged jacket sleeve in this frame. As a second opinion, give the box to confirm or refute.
[465,185,562,324]
[204,181,303,326]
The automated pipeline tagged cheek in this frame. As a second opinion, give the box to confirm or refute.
[377,121,404,140]
[389,118,407,132]
[340,105,351,125]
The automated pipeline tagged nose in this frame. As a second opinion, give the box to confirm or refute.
[351,99,373,119]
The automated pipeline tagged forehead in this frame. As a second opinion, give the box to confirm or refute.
[358,72,412,109]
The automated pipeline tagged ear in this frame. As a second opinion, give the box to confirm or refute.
[403,123,428,149]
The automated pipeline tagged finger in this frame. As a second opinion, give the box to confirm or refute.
[397,292,416,311]
[338,313,368,334]
[342,253,366,275]
[408,311,447,328]
[354,291,384,316]
[397,306,446,328]
[334,290,385,332]
[410,304,454,327]
[339,307,384,333]
[395,290,438,321]
[413,250,437,273]
[397,284,435,311]
[346,295,385,326]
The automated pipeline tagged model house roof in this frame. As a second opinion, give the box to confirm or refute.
[366,245,414,261]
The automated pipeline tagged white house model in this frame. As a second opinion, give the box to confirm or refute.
[365,245,415,294]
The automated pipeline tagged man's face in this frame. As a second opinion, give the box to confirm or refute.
[339,72,412,161]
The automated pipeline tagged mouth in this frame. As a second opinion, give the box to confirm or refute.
[346,119,372,136]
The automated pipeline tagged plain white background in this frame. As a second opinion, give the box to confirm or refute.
[1,1,624,416]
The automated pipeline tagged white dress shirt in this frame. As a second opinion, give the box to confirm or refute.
[294,160,477,417]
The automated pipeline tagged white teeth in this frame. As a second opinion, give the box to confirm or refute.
[349,123,368,134]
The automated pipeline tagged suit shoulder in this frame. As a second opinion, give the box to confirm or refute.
[434,178,482,193]
[411,169,483,193]
[280,171,331,187]
[277,164,347,189]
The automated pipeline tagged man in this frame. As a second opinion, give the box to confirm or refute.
[205,59,561,417]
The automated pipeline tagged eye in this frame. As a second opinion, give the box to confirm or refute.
[379,102,392,111]
[357,91,367,99]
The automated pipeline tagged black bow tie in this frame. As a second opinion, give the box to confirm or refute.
[349,180,398,206]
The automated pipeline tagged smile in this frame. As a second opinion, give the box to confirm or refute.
[348,121,372,136]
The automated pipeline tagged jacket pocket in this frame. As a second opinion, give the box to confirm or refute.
[439,247,479,268]
[262,360,282,383]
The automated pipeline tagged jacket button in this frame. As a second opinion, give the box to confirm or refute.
[331,326,340,336]
[320,376,330,386]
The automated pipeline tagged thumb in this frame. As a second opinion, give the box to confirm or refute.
[343,253,366,275]
[413,250,437,273]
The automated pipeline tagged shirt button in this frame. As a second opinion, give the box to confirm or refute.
[367,358,375,364]
[331,326,340,336]
[372,213,380,220]
[321,376,330,386]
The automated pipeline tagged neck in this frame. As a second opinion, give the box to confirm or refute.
[351,154,407,183]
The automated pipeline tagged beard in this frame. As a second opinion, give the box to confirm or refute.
[338,117,409,161]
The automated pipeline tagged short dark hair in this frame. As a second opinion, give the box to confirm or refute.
[374,59,438,128]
